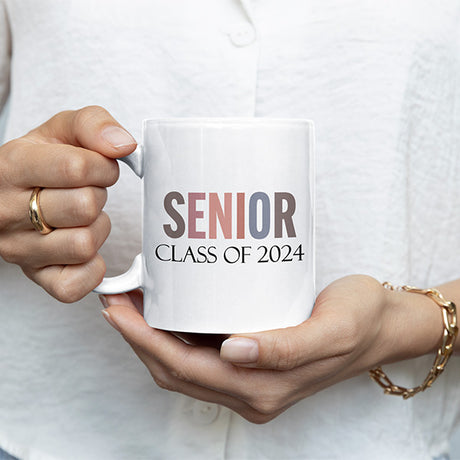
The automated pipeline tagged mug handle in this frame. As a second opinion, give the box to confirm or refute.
[93,146,144,295]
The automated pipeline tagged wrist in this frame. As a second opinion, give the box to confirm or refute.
[381,285,443,364]
[370,282,457,399]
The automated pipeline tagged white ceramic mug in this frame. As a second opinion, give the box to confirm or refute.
[95,118,315,333]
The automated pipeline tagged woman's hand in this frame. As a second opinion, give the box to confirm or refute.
[100,275,443,424]
[0,106,136,302]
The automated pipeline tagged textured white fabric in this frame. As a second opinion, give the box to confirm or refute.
[0,0,9,109]
[0,1,459,459]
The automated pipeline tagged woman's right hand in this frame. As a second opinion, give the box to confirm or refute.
[0,106,137,302]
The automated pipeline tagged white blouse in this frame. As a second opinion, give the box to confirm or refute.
[0,1,459,459]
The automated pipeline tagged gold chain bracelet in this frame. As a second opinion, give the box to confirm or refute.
[369,282,458,399]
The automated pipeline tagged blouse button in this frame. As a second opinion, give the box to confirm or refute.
[229,23,256,47]
[192,401,220,424]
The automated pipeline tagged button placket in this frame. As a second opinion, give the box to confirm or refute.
[191,401,220,425]
[228,23,257,47]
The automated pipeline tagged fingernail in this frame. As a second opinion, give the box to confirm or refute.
[99,294,109,308]
[99,293,127,307]
[102,126,136,148]
[101,309,120,331]
[220,337,259,363]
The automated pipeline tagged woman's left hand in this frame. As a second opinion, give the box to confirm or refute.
[100,274,441,424]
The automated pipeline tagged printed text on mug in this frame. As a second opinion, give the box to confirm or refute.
[153,191,305,264]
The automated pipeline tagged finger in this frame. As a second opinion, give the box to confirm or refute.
[102,299,275,400]
[6,141,119,188]
[99,293,142,316]
[100,293,227,348]
[12,186,107,231]
[219,276,386,371]
[25,253,107,303]
[219,311,351,371]
[39,186,108,229]
[99,295,231,386]
[126,290,144,316]
[27,105,137,158]
[103,299,240,391]
[3,211,111,267]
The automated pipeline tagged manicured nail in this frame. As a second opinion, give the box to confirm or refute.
[99,294,109,309]
[102,126,136,148]
[220,337,259,363]
[101,309,120,331]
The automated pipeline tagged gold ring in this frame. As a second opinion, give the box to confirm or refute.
[29,187,54,235]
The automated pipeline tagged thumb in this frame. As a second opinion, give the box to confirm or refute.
[100,293,175,359]
[220,319,325,370]
[28,105,137,159]
[99,293,149,341]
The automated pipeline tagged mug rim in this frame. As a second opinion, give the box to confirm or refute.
[143,117,314,127]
